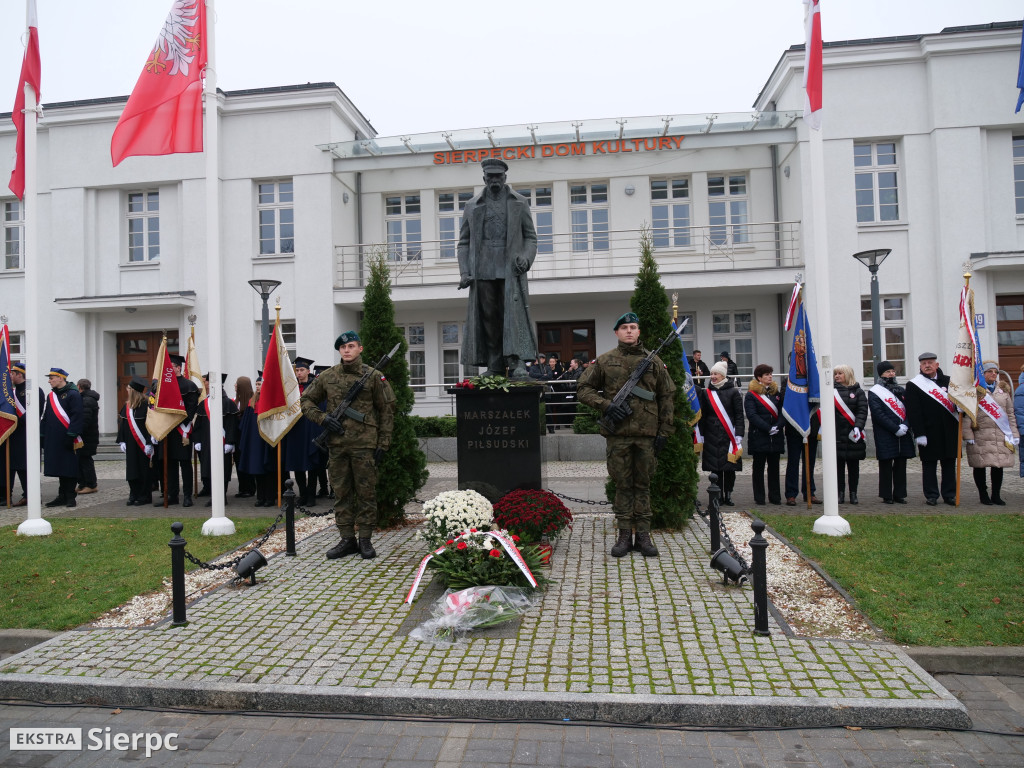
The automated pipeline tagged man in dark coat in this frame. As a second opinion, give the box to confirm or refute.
[194,373,240,507]
[744,364,785,505]
[868,360,915,503]
[905,352,959,505]
[154,354,200,507]
[76,378,100,494]
[41,367,83,508]
[689,350,711,388]
[4,362,29,505]
[457,158,538,379]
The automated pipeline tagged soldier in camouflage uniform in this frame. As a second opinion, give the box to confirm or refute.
[300,331,396,560]
[577,312,676,557]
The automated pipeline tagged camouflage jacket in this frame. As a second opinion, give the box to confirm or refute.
[577,341,676,438]
[299,356,396,451]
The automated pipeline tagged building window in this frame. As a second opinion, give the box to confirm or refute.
[1013,137,1024,215]
[254,319,296,364]
[6,330,23,357]
[127,191,160,262]
[860,296,906,380]
[707,175,748,246]
[440,321,463,385]
[438,190,472,260]
[712,310,753,378]
[386,194,421,260]
[854,142,899,223]
[257,180,294,256]
[570,182,609,252]
[402,323,426,393]
[3,200,23,270]
[515,186,554,254]
[651,178,691,248]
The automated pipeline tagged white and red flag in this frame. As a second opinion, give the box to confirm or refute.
[948,284,984,426]
[185,333,207,402]
[145,337,187,441]
[257,317,302,447]
[8,0,41,199]
[111,0,208,166]
[803,0,823,131]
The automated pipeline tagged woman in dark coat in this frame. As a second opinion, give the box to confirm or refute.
[116,376,153,505]
[744,363,785,505]
[698,360,745,505]
[868,360,915,503]
[832,364,869,504]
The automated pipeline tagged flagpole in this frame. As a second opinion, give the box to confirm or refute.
[16,5,48,534]
[201,0,232,536]
[954,272,971,507]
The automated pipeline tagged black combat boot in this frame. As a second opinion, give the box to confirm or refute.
[325,537,359,559]
[634,531,659,558]
[182,495,193,508]
[610,529,633,558]
[358,538,377,560]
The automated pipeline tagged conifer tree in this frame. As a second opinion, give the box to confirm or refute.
[360,250,428,527]
[626,227,699,527]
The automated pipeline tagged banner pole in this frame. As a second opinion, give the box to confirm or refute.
[804,439,811,509]
[161,440,168,508]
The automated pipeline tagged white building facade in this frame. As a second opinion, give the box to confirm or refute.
[2,22,1023,431]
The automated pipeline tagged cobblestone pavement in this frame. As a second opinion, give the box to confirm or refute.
[1,673,1022,768]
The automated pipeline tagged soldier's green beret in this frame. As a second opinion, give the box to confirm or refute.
[613,312,639,330]
[335,331,361,349]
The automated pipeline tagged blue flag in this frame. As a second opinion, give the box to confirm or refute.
[1017,20,1024,113]
[672,319,701,425]
[782,299,820,438]
[0,326,19,446]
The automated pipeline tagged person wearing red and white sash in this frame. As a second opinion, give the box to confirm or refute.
[905,352,959,505]
[697,360,744,505]
[832,365,868,505]
[152,354,200,507]
[116,376,155,506]
[41,366,83,508]
[963,361,1020,505]
[3,362,32,506]
[868,361,916,504]
[744,364,785,505]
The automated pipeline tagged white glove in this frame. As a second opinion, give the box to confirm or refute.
[916,436,928,447]
[144,445,154,458]
[119,442,126,453]
[194,442,202,452]
[735,437,742,449]
[224,444,234,454]
[965,439,975,445]
[1014,438,1020,446]
[895,424,908,437]
[151,436,160,445]
[848,428,862,442]
[769,426,780,436]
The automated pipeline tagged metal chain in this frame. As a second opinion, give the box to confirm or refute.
[716,505,750,573]
[183,512,283,571]
[544,489,613,506]
[295,503,333,518]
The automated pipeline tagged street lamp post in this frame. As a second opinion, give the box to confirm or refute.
[248,279,282,361]
[852,249,891,376]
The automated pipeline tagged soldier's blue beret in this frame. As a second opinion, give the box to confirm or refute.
[613,312,639,330]
[48,367,69,378]
[335,331,360,349]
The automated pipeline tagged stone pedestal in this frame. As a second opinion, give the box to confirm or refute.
[450,385,544,502]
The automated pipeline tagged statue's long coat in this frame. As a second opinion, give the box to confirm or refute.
[457,186,538,367]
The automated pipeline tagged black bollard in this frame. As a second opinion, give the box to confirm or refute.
[750,519,770,636]
[283,479,296,557]
[707,473,721,553]
[169,522,187,627]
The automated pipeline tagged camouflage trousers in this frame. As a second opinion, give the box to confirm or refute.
[606,436,657,532]
[328,448,377,538]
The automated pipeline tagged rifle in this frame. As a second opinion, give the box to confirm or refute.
[596,319,688,434]
[312,342,401,453]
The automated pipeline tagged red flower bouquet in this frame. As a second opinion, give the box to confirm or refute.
[492,489,573,545]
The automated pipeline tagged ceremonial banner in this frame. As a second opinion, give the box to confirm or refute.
[948,284,984,425]
[8,0,41,199]
[782,293,820,437]
[672,318,700,426]
[185,333,207,402]
[1016,17,1024,113]
[257,317,301,447]
[111,0,207,166]
[145,337,187,441]
[0,326,19,445]
[803,0,823,130]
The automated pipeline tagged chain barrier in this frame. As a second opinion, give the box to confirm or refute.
[182,512,283,571]
[295,503,333,518]
[717,510,750,574]
[545,489,613,506]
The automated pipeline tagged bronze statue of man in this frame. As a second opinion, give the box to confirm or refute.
[457,158,538,379]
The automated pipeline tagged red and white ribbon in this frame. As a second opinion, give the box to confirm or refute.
[748,391,779,418]
[910,374,958,420]
[869,384,906,421]
[47,390,83,449]
[783,283,801,331]
[127,406,149,454]
[708,389,740,455]
[978,392,1016,450]
[834,390,858,428]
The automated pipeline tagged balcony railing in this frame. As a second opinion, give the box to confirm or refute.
[334,221,801,289]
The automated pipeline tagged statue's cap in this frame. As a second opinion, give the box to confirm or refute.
[481,158,508,173]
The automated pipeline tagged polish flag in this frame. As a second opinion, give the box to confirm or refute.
[111,0,207,166]
[8,0,41,200]
[803,0,823,131]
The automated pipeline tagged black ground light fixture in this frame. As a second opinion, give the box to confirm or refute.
[235,549,268,585]
[710,547,749,586]
[852,249,891,374]
[248,278,282,361]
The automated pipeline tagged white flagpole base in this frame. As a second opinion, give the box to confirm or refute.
[17,517,52,536]
[202,516,236,536]
[812,513,851,537]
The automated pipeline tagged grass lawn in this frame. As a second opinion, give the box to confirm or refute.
[762,514,1024,647]
[0,517,276,631]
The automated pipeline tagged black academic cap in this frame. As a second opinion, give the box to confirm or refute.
[293,357,315,369]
